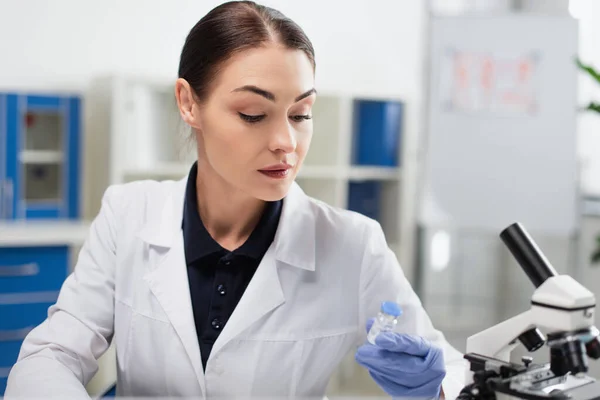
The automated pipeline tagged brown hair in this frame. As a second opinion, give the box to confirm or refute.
[178,1,316,103]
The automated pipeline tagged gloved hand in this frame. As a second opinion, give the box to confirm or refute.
[355,319,446,399]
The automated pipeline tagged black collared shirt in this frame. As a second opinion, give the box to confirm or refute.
[182,162,282,370]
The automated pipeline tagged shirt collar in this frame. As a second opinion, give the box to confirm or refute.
[182,162,282,265]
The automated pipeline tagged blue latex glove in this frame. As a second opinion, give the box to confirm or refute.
[355,319,446,399]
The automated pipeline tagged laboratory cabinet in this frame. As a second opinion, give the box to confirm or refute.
[0,93,82,220]
[0,245,70,395]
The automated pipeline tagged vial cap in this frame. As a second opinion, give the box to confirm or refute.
[381,301,402,317]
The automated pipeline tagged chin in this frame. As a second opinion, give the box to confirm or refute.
[251,181,292,202]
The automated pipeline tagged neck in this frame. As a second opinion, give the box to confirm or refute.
[195,159,266,251]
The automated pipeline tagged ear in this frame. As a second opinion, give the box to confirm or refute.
[175,78,202,130]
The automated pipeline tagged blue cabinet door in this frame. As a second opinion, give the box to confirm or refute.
[0,245,69,396]
[0,94,5,220]
[3,93,80,220]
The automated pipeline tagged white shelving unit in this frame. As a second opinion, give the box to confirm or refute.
[83,74,419,397]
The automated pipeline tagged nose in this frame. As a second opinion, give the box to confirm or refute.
[269,120,297,154]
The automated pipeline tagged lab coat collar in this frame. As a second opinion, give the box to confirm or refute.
[273,182,316,271]
[138,178,316,272]
[137,178,186,248]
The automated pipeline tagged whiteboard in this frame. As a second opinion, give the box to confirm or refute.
[420,15,579,235]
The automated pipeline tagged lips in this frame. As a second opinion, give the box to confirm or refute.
[258,164,293,179]
[259,164,293,172]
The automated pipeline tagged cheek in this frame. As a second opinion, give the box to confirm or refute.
[296,126,313,159]
[201,116,262,166]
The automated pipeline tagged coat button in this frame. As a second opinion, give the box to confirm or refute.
[216,284,227,296]
[211,318,223,330]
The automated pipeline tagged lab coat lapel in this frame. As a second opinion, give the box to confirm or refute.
[140,178,206,397]
[210,245,283,357]
[209,182,316,357]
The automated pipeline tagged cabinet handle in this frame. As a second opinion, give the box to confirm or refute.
[0,290,59,305]
[0,327,33,342]
[0,263,40,277]
[4,179,13,219]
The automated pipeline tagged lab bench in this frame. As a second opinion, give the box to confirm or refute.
[0,221,89,395]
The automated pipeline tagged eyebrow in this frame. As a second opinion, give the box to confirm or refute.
[232,85,317,102]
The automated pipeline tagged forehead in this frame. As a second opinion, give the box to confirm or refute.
[214,44,315,96]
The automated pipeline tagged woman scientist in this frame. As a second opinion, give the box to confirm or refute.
[6,1,465,398]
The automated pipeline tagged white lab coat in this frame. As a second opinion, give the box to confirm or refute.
[6,178,466,399]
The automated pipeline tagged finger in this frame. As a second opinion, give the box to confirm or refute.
[355,345,431,376]
[357,341,445,375]
[365,317,375,334]
[375,332,432,357]
[368,353,446,388]
[367,370,404,397]
[369,371,443,399]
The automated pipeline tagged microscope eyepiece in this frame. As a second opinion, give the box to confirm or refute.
[500,223,558,288]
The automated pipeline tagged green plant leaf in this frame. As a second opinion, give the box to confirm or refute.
[592,249,600,264]
[585,102,600,113]
[576,58,600,85]
[591,235,600,265]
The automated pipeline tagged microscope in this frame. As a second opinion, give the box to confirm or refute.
[458,223,600,400]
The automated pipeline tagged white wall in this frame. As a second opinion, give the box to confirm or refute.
[0,0,426,98]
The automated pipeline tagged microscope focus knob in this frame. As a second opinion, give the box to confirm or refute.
[522,356,533,367]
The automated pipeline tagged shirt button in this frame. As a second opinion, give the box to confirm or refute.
[216,284,227,296]
[211,318,223,330]
[223,259,231,266]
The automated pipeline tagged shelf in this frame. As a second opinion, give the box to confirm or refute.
[19,150,64,164]
[0,221,90,246]
[297,166,340,179]
[122,162,191,181]
[347,166,401,181]
[298,165,401,181]
[26,198,61,205]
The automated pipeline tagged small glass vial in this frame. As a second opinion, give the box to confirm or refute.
[367,301,402,345]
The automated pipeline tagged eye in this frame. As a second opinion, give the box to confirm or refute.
[290,114,313,122]
[238,112,265,123]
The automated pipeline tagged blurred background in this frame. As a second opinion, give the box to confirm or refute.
[1,0,600,397]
